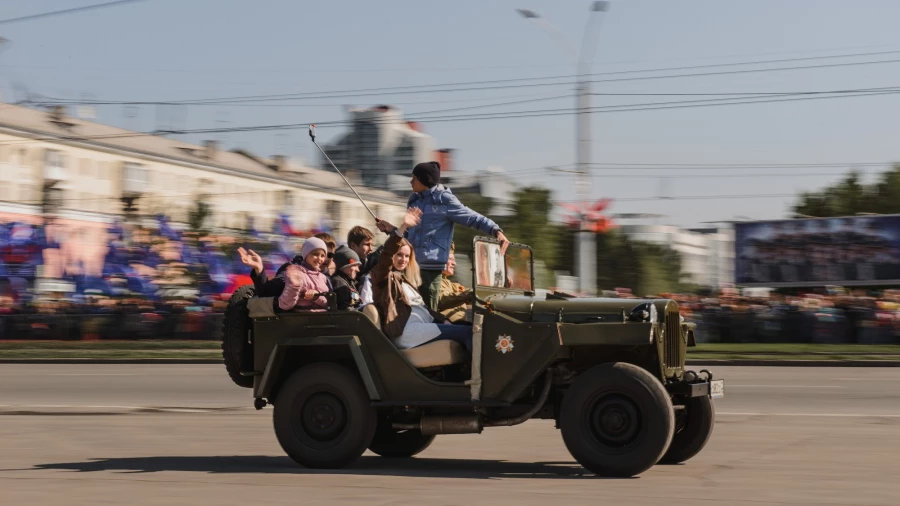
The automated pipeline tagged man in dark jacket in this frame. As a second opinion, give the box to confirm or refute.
[331,245,362,310]
[347,226,382,278]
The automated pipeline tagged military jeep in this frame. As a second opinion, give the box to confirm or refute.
[220,237,723,477]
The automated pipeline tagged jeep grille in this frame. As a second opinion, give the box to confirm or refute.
[663,308,683,377]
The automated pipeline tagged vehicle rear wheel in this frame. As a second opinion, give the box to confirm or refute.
[368,419,435,458]
[273,363,376,469]
[659,395,715,464]
[559,362,675,477]
[222,284,255,388]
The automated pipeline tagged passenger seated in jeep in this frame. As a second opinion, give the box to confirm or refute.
[330,245,363,310]
[278,237,331,311]
[439,242,473,324]
[238,232,336,299]
[372,208,473,353]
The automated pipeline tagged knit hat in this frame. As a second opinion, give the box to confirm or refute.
[412,161,441,188]
[333,244,360,271]
[300,237,328,259]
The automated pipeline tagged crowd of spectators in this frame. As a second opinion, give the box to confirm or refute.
[3,216,900,344]
[0,216,316,339]
[666,288,900,344]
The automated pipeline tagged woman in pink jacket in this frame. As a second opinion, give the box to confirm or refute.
[278,237,331,310]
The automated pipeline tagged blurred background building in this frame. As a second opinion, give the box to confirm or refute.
[317,105,467,194]
[615,213,735,288]
[441,165,518,217]
[0,102,407,284]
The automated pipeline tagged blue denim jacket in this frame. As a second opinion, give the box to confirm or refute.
[405,185,502,271]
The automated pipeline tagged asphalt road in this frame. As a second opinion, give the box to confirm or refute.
[1,365,898,505]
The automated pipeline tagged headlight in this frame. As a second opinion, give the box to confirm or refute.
[649,304,658,323]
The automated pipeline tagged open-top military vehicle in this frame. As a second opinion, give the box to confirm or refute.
[221,236,723,477]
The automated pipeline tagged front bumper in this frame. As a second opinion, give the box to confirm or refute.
[665,370,724,399]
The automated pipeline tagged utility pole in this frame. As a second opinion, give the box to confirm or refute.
[518,1,609,296]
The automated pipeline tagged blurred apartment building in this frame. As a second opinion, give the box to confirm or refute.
[318,105,451,193]
[616,213,735,288]
[0,102,407,278]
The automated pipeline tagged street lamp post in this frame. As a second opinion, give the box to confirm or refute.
[518,2,609,296]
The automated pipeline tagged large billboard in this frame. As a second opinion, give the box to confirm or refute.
[734,215,900,287]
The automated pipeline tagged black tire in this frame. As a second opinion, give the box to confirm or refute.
[368,419,436,458]
[222,284,255,388]
[273,363,377,469]
[659,395,715,464]
[559,362,675,477]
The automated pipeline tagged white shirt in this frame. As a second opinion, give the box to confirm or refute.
[359,275,374,305]
[391,282,441,350]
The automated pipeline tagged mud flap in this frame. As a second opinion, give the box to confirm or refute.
[466,312,484,401]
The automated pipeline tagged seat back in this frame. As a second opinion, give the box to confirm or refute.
[361,304,380,326]
[247,297,277,318]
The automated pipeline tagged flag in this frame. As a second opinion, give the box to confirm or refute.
[156,214,181,241]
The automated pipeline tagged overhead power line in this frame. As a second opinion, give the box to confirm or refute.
[0,0,145,26]
[5,86,900,148]
[36,50,900,107]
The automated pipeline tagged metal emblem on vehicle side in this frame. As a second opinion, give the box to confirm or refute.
[495,334,514,354]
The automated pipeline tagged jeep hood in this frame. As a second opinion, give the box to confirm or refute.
[486,294,677,324]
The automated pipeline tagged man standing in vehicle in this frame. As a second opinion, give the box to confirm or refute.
[377,161,509,311]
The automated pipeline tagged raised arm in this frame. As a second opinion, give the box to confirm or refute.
[445,194,511,254]
[371,234,403,288]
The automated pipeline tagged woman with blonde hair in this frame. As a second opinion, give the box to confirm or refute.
[372,208,473,352]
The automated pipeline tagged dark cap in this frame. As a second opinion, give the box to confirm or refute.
[333,244,360,271]
[412,161,441,188]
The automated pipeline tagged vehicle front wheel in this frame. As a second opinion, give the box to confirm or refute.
[368,419,435,458]
[559,362,675,477]
[659,395,715,464]
[273,363,376,469]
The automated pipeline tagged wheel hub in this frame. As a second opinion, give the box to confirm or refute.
[300,393,346,441]
[590,394,640,446]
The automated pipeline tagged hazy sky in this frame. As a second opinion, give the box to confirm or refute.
[3,0,900,228]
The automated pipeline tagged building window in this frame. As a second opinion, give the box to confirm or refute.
[326,200,342,230]
[122,162,149,196]
[395,145,414,174]
[80,159,93,177]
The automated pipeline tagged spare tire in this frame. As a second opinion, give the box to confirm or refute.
[222,284,255,388]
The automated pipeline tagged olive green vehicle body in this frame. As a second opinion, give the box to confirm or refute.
[244,237,714,414]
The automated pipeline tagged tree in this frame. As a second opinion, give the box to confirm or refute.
[561,229,688,296]
[188,194,211,234]
[502,187,563,286]
[451,187,565,288]
[451,191,495,258]
[793,165,900,217]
